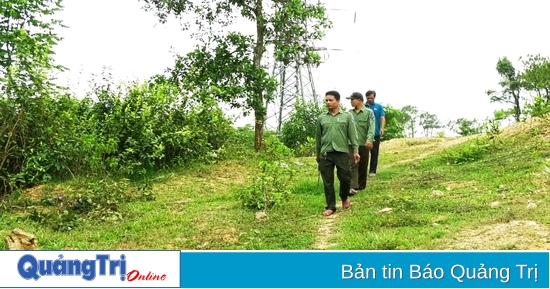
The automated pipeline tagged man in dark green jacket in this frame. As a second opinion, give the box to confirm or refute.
[346,92,375,193]
[315,90,360,217]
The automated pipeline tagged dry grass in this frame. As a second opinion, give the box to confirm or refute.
[443,221,550,250]
[382,136,478,166]
[22,185,45,202]
[500,116,549,136]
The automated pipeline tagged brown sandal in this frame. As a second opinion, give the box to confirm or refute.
[322,209,335,216]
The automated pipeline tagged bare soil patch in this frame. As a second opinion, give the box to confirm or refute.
[443,220,550,250]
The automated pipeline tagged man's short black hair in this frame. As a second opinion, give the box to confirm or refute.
[365,90,376,97]
[325,90,341,101]
[346,92,364,102]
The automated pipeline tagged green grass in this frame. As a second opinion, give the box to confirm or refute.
[331,121,550,250]
[0,158,327,250]
[1,118,550,250]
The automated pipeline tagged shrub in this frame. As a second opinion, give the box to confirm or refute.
[280,99,323,153]
[236,160,295,211]
[26,178,155,231]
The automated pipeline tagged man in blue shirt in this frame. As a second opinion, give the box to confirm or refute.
[365,90,385,177]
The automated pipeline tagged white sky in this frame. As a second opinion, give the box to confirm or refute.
[53,0,550,135]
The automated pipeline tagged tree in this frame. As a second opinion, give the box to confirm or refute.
[1,0,67,193]
[486,57,523,122]
[418,112,441,137]
[447,118,482,136]
[140,0,332,151]
[400,105,419,138]
[381,104,405,141]
[0,0,66,98]
[520,54,550,103]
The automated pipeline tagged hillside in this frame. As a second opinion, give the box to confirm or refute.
[1,116,549,250]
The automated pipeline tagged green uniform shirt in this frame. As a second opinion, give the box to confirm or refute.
[349,107,375,145]
[315,110,359,156]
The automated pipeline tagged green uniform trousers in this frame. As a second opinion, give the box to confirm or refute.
[350,145,370,190]
[318,151,352,212]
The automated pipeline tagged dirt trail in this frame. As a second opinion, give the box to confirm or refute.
[383,136,476,165]
[313,203,344,250]
[313,215,337,250]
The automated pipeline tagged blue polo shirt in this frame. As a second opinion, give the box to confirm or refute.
[366,102,385,137]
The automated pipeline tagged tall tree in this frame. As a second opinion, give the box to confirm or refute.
[447,118,482,136]
[140,0,331,151]
[1,0,66,193]
[418,111,441,137]
[381,104,405,141]
[520,54,550,103]
[486,57,522,122]
[0,0,66,98]
[400,105,418,138]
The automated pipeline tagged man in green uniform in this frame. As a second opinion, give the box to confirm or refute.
[346,92,375,193]
[315,90,360,217]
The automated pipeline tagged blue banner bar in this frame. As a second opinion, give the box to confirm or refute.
[179,251,549,288]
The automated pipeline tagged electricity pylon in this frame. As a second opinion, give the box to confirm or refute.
[264,4,357,131]
[264,58,318,131]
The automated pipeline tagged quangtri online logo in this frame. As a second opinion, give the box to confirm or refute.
[17,253,167,282]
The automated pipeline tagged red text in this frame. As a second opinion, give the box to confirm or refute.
[126,270,167,281]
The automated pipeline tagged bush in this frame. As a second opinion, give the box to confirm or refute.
[236,160,295,211]
[24,178,154,231]
[523,96,550,118]
[0,72,235,194]
[444,139,491,164]
[295,136,316,157]
[260,134,294,161]
[221,124,256,161]
[280,99,324,154]
[235,134,296,211]
[444,117,503,164]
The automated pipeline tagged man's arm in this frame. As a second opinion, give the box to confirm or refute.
[315,117,322,157]
[367,110,375,143]
[348,114,359,154]
[380,105,386,135]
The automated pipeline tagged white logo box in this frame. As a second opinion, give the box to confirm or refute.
[0,250,180,288]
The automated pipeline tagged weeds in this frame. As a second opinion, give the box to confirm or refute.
[11,179,155,232]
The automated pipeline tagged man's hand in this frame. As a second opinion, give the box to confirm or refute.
[354,153,360,163]
[381,128,385,136]
[366,141,373,150]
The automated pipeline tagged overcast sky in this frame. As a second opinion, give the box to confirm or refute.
[53,0,550,134]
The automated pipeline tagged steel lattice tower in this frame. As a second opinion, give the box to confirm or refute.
[264,3,357,131]
[265,59,319,131]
